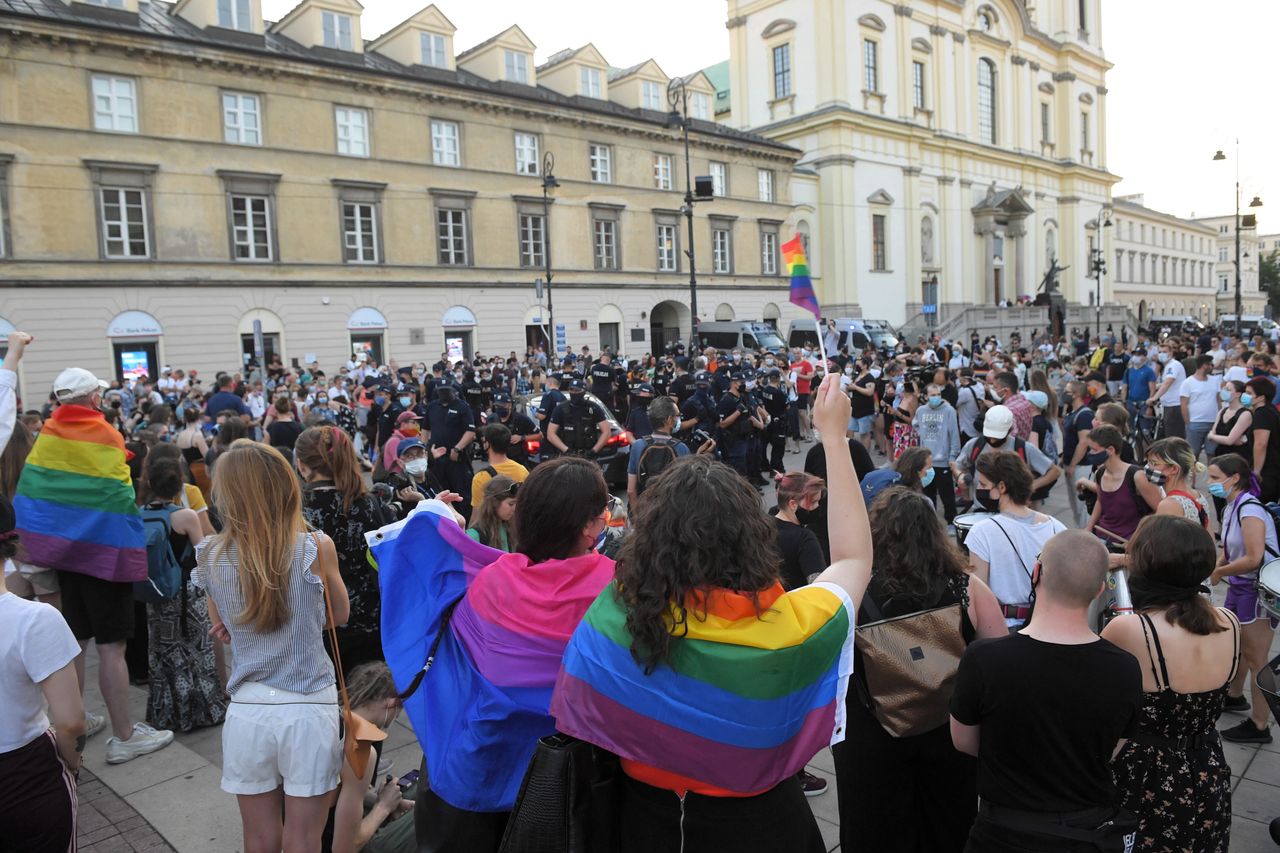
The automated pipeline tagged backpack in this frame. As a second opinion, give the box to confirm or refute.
[1231,498,1280,563]
[634,436,679,496]
[135,504,189,602]
[968,436,1027,470]
[1092,464,1155,527]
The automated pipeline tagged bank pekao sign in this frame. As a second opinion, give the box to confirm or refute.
[347,307,388,331]
[107,310,163,338]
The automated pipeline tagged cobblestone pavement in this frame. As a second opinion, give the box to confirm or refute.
[75,768,176,853]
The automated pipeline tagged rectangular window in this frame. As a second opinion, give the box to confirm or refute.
[230,195,271,261]
[593,219,618,270]
[514,132,539,175]
[504,51,529,84]
[1080,111,1090,152]
[657,223,678,271]
[1220,276,1228,292]
[589,144,612,183]
[872,214,887,271]
[772,44,791,99]
[436,208,468,265]
[85,0,126,6]
[518,212,545,269]
[215,0,251,31]
[91,75,137,133]
[341,202,377,263]
[757,169,774,203]
[100,187,149,258]
[642,81,662,110]
[712,227,731,274]
[710,162,727,197]
[653,154,673,191]
[335,107,369,157]
[1040,103,1051,143]
[1219,247,1228,262]
[222,92,261,145]
[911,61,925,109]
[692,92,711,120]
[863,40,878,92]
[431,120,460,167]
[421,32,447,68]
[321,12,353,51]
[580,67,602,98]
[761,230,778,275]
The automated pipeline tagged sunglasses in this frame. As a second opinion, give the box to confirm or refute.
[499,482,519,497]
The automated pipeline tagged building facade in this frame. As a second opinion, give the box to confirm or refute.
[0,0,806,391]
[722,0,1118,330]
[1110,194,1217,325]
[1193,214,1265,319]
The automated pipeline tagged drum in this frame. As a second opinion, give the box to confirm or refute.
[953,512,995,551]
[1259,559,1280,623]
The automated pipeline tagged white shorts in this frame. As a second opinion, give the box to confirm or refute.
[221,681,341,798]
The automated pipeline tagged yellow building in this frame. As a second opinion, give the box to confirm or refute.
[0,0,806,391]
[1194,215,1267,320]
[1111,194,1217,326]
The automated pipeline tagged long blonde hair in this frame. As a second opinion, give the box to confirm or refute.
[210,439,307,632]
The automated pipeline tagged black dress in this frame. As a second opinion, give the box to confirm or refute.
[834,572,977,853]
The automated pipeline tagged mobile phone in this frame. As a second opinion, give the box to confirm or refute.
[397,769,420,789]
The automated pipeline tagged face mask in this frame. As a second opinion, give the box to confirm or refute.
[316,396,328,404]
[673,416,682,433]
[494,406,511,417]
[1242,393,1254,406]
[403,458,429,477]
[844,366,854,376]
[733,354,742,362]
[1219,389,1232,403]
[928,396,943,408]
[374,395,386,407]
[801,349,812,358]
[765,358,775,366]
[399,396,412,408]
[985,436,1005,448]
[1143,466,1168,487]
[746,380,757,390]
[974,487,1000,512]
[454,372,464,382]
[1084,449,1109,467]
[1158,352,1171,364]
[1207,482,1227,499]
[920,468,936,488]
[869,368,882,379]
[569,392,586,405]
[437,388,456,404]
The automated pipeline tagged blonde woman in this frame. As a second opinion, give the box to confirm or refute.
[195,439,350,853]
[466,475,517,552]
[1144,438,1208,528]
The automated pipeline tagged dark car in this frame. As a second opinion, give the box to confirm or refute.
[523,391,631,487]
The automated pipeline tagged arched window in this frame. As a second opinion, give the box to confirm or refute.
[977,59,996,145]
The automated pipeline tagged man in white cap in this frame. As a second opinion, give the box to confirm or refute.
[13,367,174,764]
[952,404,1061,510]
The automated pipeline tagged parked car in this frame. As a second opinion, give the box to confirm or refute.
[522,391,631,487]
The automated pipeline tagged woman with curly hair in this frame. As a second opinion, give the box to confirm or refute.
[833,486,1005,853]
[553,376,872,853]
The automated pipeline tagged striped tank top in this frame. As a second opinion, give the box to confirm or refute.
[194,533,335,695]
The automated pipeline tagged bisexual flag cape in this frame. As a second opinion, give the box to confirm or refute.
[551,580,855,794]
[367,501,615,812]
[14,405,145,581]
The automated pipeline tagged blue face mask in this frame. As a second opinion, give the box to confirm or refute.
[1219,389,1232,403]
[1207,482,1227,499]
[1241,393,1254,406]
[928,396,943,408]
[920,467,936,488]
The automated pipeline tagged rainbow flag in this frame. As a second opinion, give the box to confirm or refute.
[782,234,820,318]
[368,501,616,812]
[14,405,145,582]
[551,580,855,795]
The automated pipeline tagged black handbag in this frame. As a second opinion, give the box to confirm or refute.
[497,733,621,853]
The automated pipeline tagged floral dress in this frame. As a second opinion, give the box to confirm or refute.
[1111,611,1238,852]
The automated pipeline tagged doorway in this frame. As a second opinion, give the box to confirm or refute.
[241,332,281,367]
[444,330,473,362]
[113,341,159,383]
[350,333,385,365]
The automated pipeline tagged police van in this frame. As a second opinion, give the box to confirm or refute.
[695,321,787,354]
[786,318,900,353]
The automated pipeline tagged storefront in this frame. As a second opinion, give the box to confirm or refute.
[442,305,476,362]
[106,310,163,382]
[347,307,388,365]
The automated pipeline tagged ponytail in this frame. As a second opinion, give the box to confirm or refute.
[295,426,369,513]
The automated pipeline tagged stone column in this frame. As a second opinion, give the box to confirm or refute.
[1009,218,1028,298]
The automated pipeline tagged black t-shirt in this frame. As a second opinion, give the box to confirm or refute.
[1105,352,1128,381]
[669,373,695,406]
[849,374,877,418]
[772,517,826,590]
[800,440,877,562]
[950,634,1141,813]
[1252,404,1280,475]
[589,363,615,396]
[266,419,303,449]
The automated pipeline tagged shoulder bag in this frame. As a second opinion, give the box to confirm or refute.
[498,734,621,853]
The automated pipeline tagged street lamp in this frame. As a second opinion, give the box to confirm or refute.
[540,151,559,355]
[1213,142,1263,338]
[667,78,715,350]
[1086,206,1112,336]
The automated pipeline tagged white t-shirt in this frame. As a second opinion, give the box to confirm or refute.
[1179,374,1221,423]
[966,511,1068,627]
[1157,359,1186,408]
[1225,365,1249,385]
[955,382,986,437]
[0,592,80,753]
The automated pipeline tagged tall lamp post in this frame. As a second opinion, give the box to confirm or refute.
[1086,206,1112,337]
[540,151,560,354]
[667,78,714,351]
[1213,142,1263,338]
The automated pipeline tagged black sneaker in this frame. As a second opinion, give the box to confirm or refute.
[1222,694,1250,714]
[1220,718,1273,744]
[797,770,828,797]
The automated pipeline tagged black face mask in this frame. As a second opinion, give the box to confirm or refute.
[985,437,1005,449]
[569,392,586,406]
[974,487,1000,512]
[494,406,511,417]
[437,388,456,404]
[1143,466,1168,487]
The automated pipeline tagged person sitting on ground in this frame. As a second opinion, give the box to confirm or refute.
[465,476,518,553]
[469,423,529,511]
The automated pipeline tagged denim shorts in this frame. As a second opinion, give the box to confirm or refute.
[849,415,876,435]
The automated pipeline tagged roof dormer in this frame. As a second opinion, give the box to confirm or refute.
[671,70,717,122]
[608,59,669,112]
[537,43,610,100]
[457,24,537,87]
[70,0,140,15]
[171,0,264,36]
[367,4,456,70]
[271,0,364,54]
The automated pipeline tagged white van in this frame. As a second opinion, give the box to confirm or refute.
[695,321,787,353]
[786,318,899,353]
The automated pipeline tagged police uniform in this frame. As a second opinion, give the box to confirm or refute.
[624,384,655,440]
[759,373,789,474]
[537,387,566,437]
[424,385,477,520]
[679,373,719,453]
[716,375,756,478]
[550,381,607,456]
[589,361,615,408]
[488,393,538,466]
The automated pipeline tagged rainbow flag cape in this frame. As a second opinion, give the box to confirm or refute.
[551,580,855,794]
[14,405,145,582]
[782,234,820,318]
[367,501,615,812]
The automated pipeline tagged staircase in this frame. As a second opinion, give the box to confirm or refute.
[899,303,1137,347]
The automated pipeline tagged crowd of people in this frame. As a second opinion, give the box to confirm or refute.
[1,317,1279,853]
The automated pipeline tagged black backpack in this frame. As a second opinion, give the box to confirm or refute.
[635,436,679,495]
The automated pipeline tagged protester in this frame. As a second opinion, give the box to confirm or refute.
[771,471,827,591]
[1246,375,1280,502]
[836,486,1004,853]
[892,445,933,492]
[379,411,423,477]
[0,415,58,606]
[802,434,876,561]
[951,529,1143,852]
[552,375,870,853]
[423,380,477,521]
[627,396,695,504]
[195,439,349,853]
[468,423,528,511]
[953,405,1060,508]
[1209,380,1253,466]
[1105,515,1237,853]
[1144,438,1208,528]
[913,384,961,522]
[1085,424,1161,555]
[465,475,517,552]
[1180,355,1220,461]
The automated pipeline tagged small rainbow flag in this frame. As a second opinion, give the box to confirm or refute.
[782,234,820,318]
[14,405,146,582]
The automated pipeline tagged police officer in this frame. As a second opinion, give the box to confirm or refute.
[486,391,538,467]
[742,371,770,485]
[536,373,566,441]
[679,371,719,454]
[624,382,655,440]
[759,367,789,475]
[589,351,616,410]
[547,378,610,458]
[423,379,477,521]
[461,369,485,418]
[711,354,732,399]
[668,356,694,406]
[717,370,764,482]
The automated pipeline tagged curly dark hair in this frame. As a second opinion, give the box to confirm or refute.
[616,455,780,672]
[869,486,967,598]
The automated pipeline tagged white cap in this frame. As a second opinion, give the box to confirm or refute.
[982,404,1014,440]
[53,367,108,401]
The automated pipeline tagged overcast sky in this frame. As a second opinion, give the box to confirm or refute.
[263,0,1277,231]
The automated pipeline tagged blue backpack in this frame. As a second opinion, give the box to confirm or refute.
[134,504,188,602]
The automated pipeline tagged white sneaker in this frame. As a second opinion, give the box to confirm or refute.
[84,712,106,738]
[105,723,174,764]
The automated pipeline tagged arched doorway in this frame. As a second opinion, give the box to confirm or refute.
[714,303,735,321]
[649,300,689,354]
[238,308,285,367]
[762,302,781,329]
[598,304,624,353]
[1137,300,1147,325]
